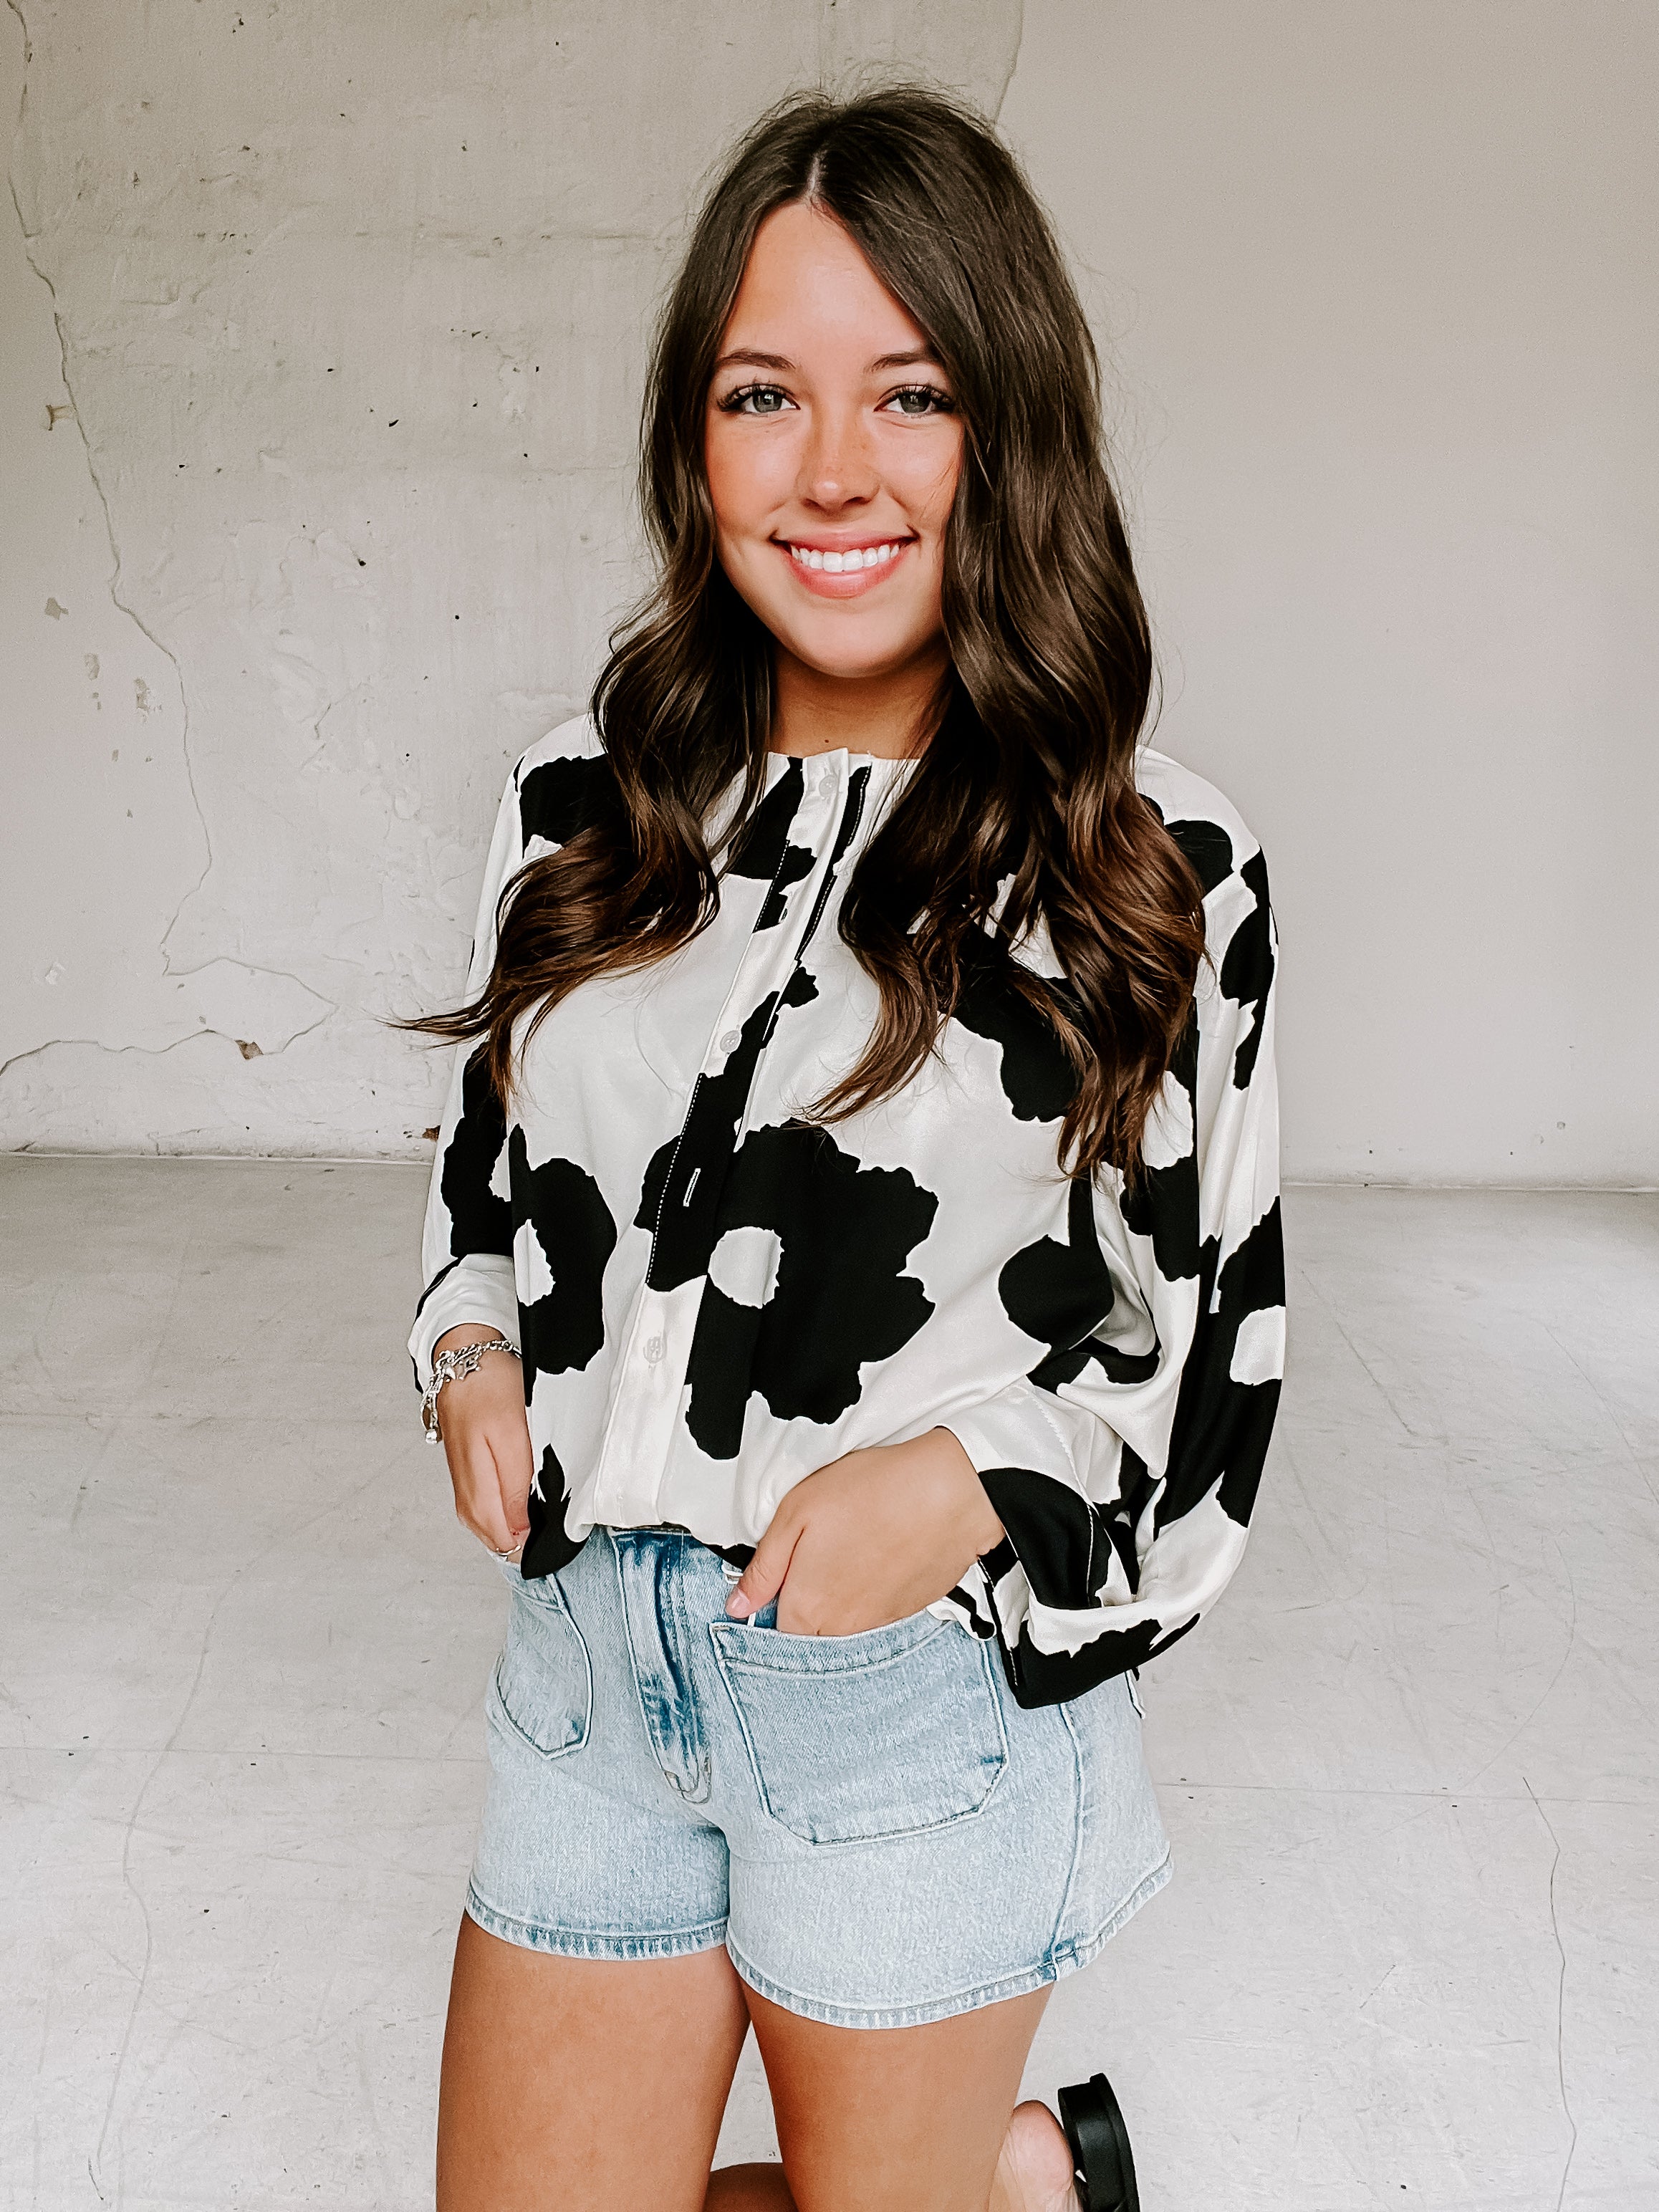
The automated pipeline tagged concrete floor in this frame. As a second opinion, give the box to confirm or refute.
[0,1159,1654,2212]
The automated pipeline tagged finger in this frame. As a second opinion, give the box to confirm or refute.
[726,1508,801,1619]
[491,1422,535,1543]
[453,1438,519,1554]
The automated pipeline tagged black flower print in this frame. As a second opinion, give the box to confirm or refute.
[509,1128,617,1380]
[1158,809,1235,898]
[518,750,616,849]
[411,721,1284,1708]
[635,967,820,1294]
[950,934,1079,1125]
[438,1044,511,1263]
[1220,849,1273,1090]
[726,756,816,929]
[683,1123,938,1458]
[1000,1178,1161,1393]
[522,1438,585,1579]
[1118,1013,1203,1284]
[1160,1196,1284,1530]
[1001,1178,1113,1360]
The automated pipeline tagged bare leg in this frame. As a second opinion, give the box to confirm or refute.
[438,1911,1079,2212]
[991,2105,1081,2212]
[708,2100,1077,2212]
[705,2169,797,2212]
[436,1913,750,2212]
[741,1981,1071,2212]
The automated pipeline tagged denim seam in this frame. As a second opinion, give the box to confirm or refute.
[708,1615,950,1680]
[726,1935,1057,2030]
[708,1620,779,1826]
[488,1585,595,1764]
[669,1551,712,1803]
[1062,1847,1175,1975]
[612,1530,672,1787]
[486,1665,580,1766]
[724,1847,1173,2030]
[708,1622,1010,1848]
[466,1886,727,1961]
[976,1634,1014,1787]
[1048,1699,1090,1970]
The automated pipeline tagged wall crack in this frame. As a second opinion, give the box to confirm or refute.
[1523,1779,1579,2212]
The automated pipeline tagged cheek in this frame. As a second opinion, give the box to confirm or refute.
[895,432,963,547]
[703,420,739,532]
[705,419,786,539]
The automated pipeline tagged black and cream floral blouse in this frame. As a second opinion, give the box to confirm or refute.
[410,718,1284,1708]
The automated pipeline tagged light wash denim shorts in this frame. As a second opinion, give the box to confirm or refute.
[466,1528,1173,2029]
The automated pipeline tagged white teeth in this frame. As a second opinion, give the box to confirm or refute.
[790,541,903,574]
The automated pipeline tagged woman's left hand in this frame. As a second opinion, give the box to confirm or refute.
[725,1429,1005,1636]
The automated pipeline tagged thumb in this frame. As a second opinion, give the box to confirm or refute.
[726,1510,800,1619]
[492,1424,534,1543]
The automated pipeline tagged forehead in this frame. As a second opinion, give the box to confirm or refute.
[720,200,928,360]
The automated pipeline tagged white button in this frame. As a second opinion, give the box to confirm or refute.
[643,1335,664,1363]
[718,1029,741,1053]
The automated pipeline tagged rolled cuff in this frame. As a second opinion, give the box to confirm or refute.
[938,1380,1082,1491]
[407,1253,520,1387]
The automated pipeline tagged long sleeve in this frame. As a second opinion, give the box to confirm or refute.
[406,767,526,1388]
[942,840,1284,1707]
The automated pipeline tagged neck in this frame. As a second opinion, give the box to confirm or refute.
[767,640,949,760]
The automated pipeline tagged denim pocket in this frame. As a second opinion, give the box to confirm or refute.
[709,1610,1008,1845]
[489,1572,592,1761]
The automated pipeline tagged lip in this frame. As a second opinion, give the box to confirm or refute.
[773,534,916,600]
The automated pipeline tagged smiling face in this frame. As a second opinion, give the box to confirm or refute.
[704,199,966,742]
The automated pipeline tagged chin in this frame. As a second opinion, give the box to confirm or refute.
[773,610,937,684]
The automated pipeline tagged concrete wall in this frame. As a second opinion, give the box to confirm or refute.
[0,0,1022,1153]
[999,1,1659,1186]
[4,1,1655,1181]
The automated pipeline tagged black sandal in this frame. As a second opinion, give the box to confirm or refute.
[1056,2072,1140,2212]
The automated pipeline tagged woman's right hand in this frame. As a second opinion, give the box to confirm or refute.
[431,1327,534,1557]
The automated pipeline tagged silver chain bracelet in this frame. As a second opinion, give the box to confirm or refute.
[421,1336,522,1443]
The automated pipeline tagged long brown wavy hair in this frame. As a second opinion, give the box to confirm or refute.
[410,86,1205,1179]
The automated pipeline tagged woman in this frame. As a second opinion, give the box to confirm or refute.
[407,85,1282,2212]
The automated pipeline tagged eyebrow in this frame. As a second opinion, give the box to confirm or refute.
[711,345,945,375]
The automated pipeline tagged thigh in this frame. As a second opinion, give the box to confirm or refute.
[744,1981,1051,2212]
[437,1913,750,2212]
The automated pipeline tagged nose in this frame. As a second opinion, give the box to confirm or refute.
[797,399,877,513]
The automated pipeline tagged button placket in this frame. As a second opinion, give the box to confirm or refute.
[726,760,869,1150]
[590,769,837,1516]
[699,781,834,1080]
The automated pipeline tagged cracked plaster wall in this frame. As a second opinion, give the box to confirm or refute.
[5,1,1657,1182]
[0,0,1022,1155]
